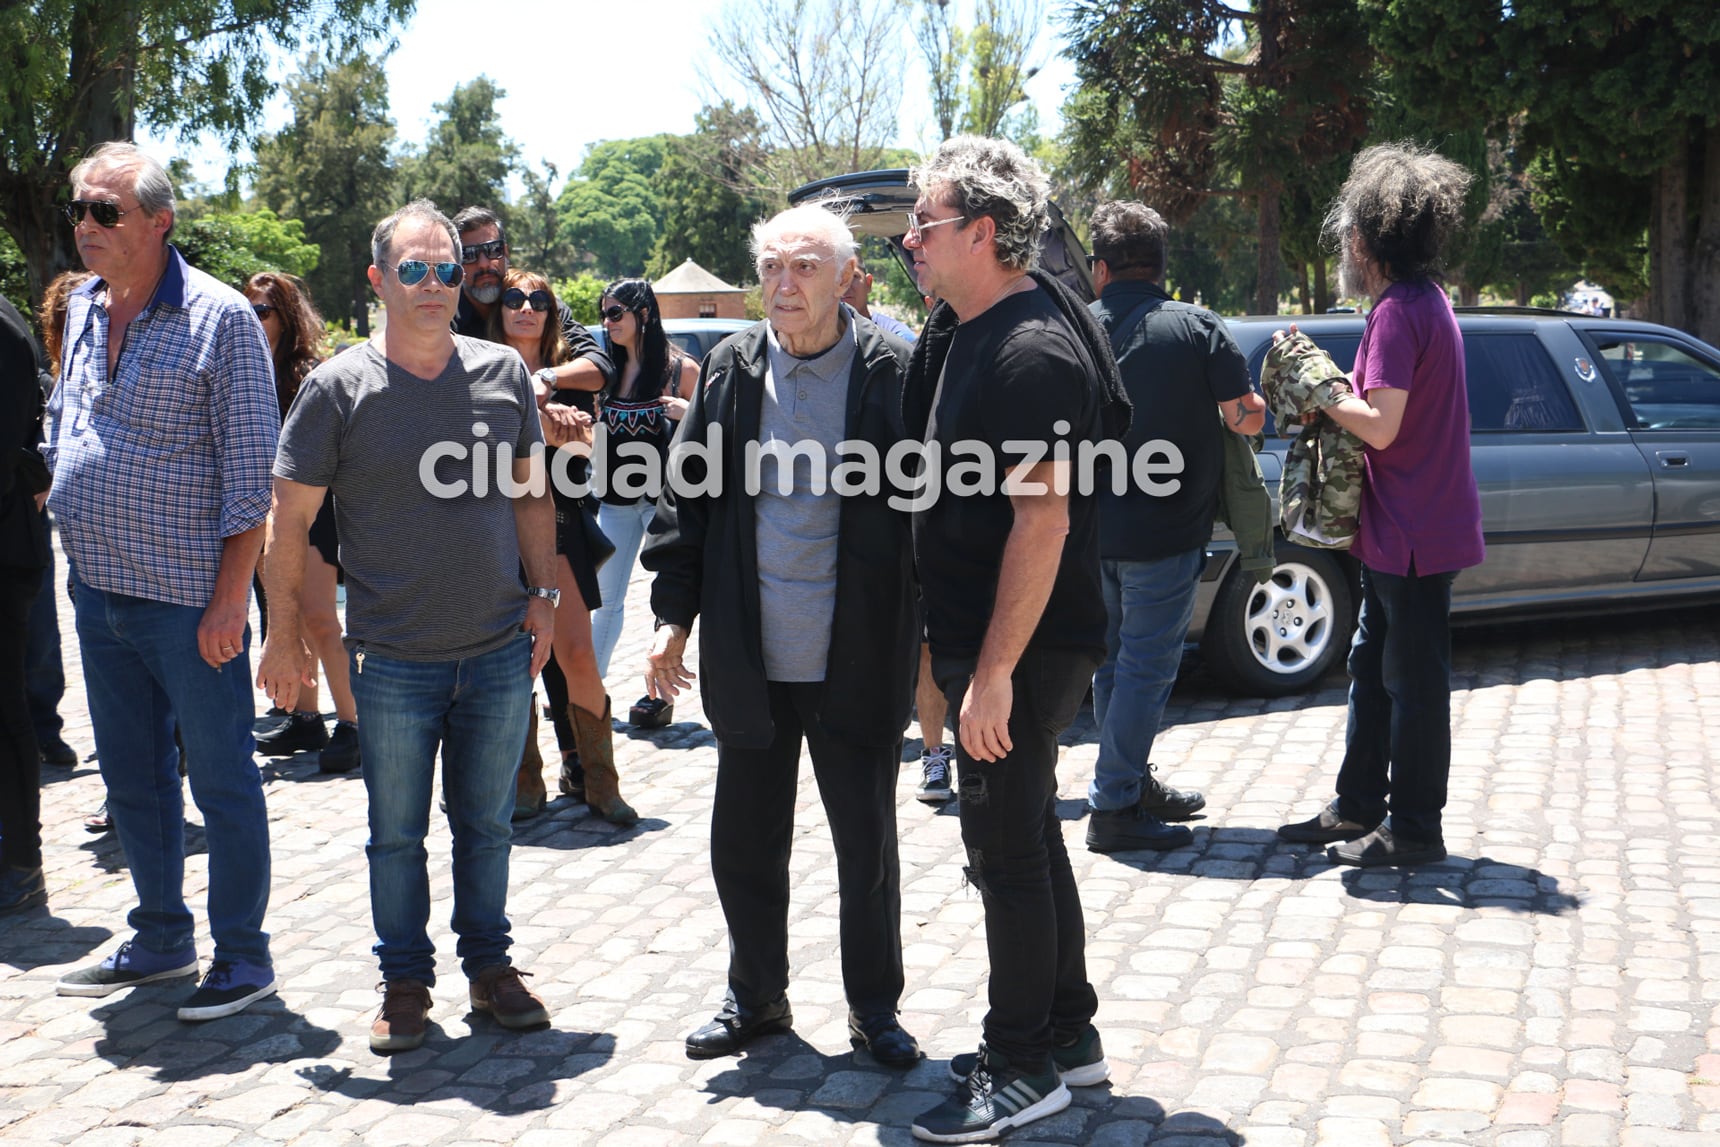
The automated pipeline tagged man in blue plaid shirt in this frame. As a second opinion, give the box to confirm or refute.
[44,142,281,1022]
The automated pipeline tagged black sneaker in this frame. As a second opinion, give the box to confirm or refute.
[629,695,673,728]
[255,711,329,755]
[1328,824,1447,868]
[916,746,954,804]
[912,1044,1070,1143]
[318,721,361,774]
[1085,804,1192,853]
[949,1024,1109,1087]
[177,959,277,1021]
[1277,801,1376,844]
[1139,763,1205,820]
[56,940,199,997]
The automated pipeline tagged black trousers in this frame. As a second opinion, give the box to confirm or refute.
[1335,564,1457,841]
[0,567,43,870]
[710,681,904,1018]
[936,646,1101,1074]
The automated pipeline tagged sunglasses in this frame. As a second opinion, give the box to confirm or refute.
[64,199,134,228]
[251,303,277,320]
[502,288,552,313]
[395,260,464,288]
[599,305,631,322]
[905,211,967,239]
[460,239,506,264]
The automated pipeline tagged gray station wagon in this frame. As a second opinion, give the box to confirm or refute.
[790,170,1720,696]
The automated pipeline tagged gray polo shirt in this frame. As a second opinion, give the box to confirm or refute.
[754,316,856,682]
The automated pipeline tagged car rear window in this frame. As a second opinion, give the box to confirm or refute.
[1464,334,1583,432]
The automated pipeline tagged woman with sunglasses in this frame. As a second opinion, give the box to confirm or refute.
[490,269,638,827]
[243,273,360,776]
[590,279,699,728]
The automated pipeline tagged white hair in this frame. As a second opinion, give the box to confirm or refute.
[750,202,859,265]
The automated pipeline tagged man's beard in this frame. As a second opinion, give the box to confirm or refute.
[467,280,502,305]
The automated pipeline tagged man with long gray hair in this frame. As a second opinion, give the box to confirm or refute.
[1277,142,1483,867]
[901,135,1127,1143]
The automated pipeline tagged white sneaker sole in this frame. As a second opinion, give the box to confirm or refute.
[916,788,954,803]
[911,1080,1072,1143]
[56,960,200,998]
[177,979,277,1021]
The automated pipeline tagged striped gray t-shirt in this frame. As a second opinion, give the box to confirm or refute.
[275,336,544,661]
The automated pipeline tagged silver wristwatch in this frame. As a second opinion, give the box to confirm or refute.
[526,586,561,608]
[534,366,558,389]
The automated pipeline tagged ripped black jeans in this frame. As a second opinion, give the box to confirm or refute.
[935,646,1102,1074]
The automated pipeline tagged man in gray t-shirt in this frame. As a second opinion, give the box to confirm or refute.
[258,200,559,1054]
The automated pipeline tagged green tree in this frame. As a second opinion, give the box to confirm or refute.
[254,50,399,334]
[509,162,578,279]
[0,0,411,303]
[1063,0,1372,314]
[553,273,608,326]
[912,0,1046,143]
[174,209,321,289]
[400,77,519,219]
[648,104,773,287]
[1365,0,1720,337]
[555,139,672,278]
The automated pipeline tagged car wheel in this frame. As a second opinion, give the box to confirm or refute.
[1202,544,1353,697]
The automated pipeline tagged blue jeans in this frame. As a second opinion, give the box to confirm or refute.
[591,499,654,680]
[1335,563,1456,841]
[72,575,271,965]
[1088,548,1204,811]
[351,634,532,984]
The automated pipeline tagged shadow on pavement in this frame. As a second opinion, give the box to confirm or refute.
[1338,857,1581,914]
[90,989,342,1082]
[295,1024,616,1113]
[0,914,112,969]
[696,1030,1243,1144]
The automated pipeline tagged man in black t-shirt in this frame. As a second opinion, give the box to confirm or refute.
[1084,202,1264,854]
[901,136,1114,1145]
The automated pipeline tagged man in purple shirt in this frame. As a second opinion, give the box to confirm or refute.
[1277,144,1483,867]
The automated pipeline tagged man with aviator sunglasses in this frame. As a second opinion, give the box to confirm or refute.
[46,143,281,1024]
[449,206,614,404]
[261,198,561,1053]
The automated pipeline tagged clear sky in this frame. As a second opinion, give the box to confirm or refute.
[146,0,1077,198]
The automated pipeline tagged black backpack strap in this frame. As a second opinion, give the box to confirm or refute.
[1102,296,1168,359]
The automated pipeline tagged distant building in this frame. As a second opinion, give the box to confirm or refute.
[653,259,747,320]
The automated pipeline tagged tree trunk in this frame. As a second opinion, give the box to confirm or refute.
[1457,281,1480,307]
[1297,261,1312,314]
[1692,124,1720,347]
[1515,279,1530,307]
[1255,185,1282,315]
[350,250,371,337]
[1313,254,1331,314]
[1648,128,1693,333]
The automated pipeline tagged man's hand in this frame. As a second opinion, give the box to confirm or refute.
[541,404,591,448]
[197,594,250,669]
[645,623,695,700]
[958,670,1014,763]
[256,630,317,711]
[523,596,555,678]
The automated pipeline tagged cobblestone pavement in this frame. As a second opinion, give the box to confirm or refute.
[5,534,1720,1146]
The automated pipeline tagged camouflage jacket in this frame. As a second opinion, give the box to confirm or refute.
[1260,332,1365,550]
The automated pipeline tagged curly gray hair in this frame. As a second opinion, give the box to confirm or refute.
[1321,142,1472,284]
[69,142,177,240]
[911,135,1049,272]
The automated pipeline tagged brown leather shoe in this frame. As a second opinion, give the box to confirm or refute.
[470,965,550,1030]
[370,979,432,1053]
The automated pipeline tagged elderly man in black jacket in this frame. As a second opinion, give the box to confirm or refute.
[642,202,921,1067]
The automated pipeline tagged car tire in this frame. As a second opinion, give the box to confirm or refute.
[1202,543,1353,697]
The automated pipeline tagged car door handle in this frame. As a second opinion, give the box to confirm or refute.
[1656,451,1690,469]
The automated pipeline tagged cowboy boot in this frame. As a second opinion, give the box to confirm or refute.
[558,750,585,802]
[513,706,547,821]
[568,697,638,827]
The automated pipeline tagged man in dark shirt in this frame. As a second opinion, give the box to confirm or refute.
[902,135,1116,1145]
[1084,202,1264,854]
